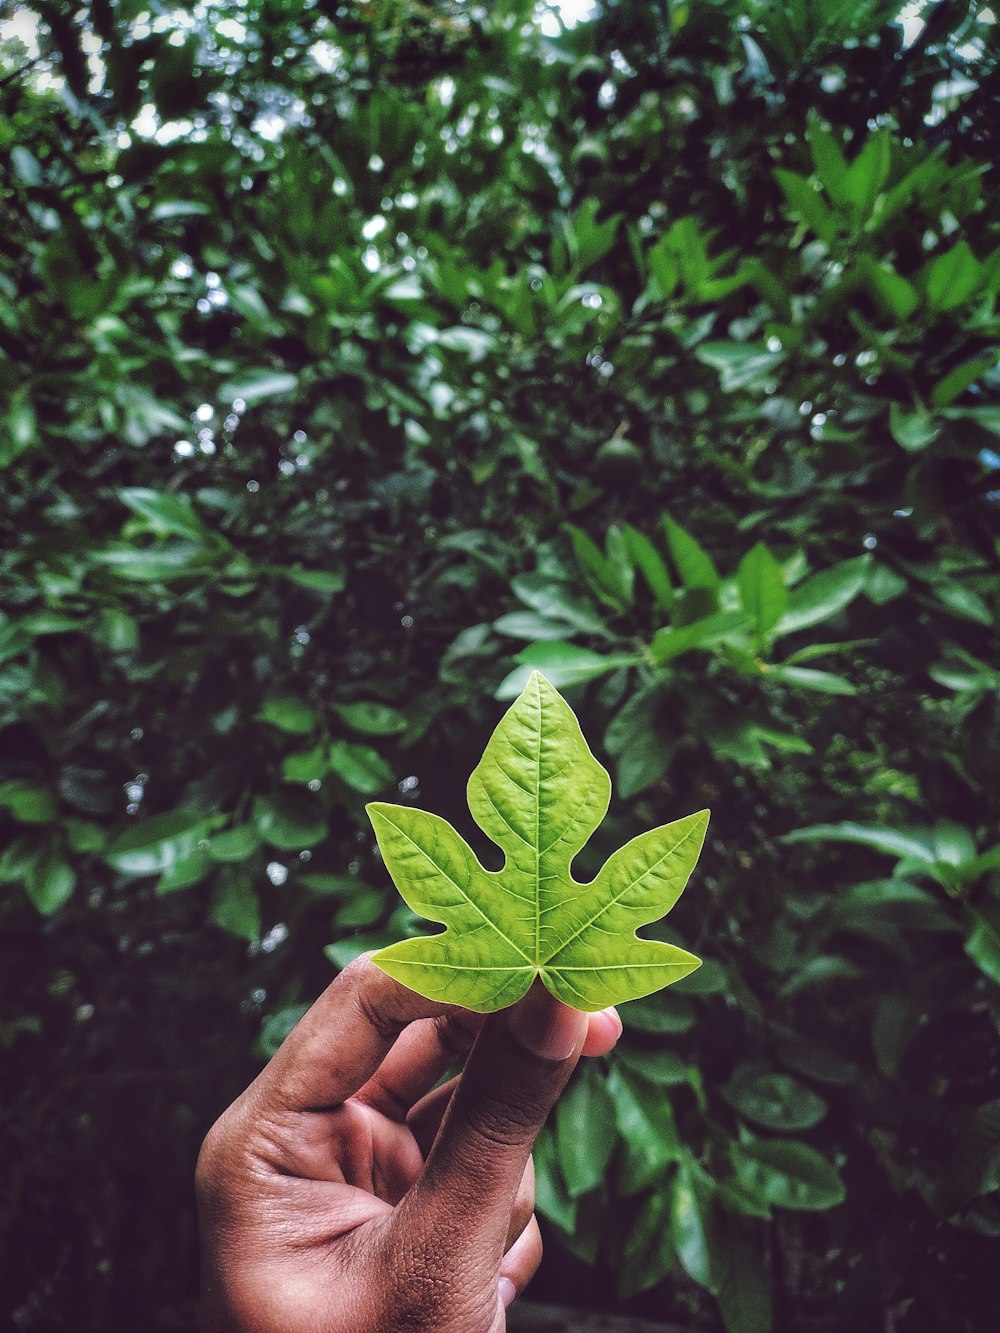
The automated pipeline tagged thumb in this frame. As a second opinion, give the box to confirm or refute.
[399,983,586,1260]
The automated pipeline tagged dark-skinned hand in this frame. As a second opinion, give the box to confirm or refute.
[196,955,622,1332]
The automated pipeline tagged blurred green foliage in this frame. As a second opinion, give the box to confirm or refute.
[1,0,999,1328]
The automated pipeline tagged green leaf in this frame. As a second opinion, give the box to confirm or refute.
[966,918,1000,987]
[533,1128,578,1233]
[219,370,298,404]
[649,612,745,666]
[765,665,856,695]
[782,821,936,864]
[119,488,209,540]
[775,557,868,635]
[254,793,327,850]
[935,583,993,626]
[0,781,56,824]
[617,1192,676,1299]
[841,130,890,217]
[555,1062,617,1197]
[931,356,994,409]
[923,241,981,313]
[257,697,316,734]
[280,565,346,594]
[622,991,696,1034]
[282,744,327,785]
[717,1220,773,1333]
[622,523,674,611]
[105,811,211,875]
[775,168,839,245]
[889,403,939,452]
[663,517,722,592]
[731,1137,846,1211]
[497,643,640,699]
[25,846,76,915]
[935,1100,1000,1216]
[368,673,706,1012]
[257,1005,309,1059]
[209,825,261,862]
[722,1070,827,1131]
[211,868,260,942]
[738,543,789,636]
[157,849,211,894]
[607,1067,682,1194]
[672,1160,722,1293]
[333,701,407,735]
[615,1046,689,1086]
[327,740,393,794]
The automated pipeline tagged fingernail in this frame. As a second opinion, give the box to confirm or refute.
[499,1277,517,1309]
[603,1006,623,1041]
[510,991,584,1061]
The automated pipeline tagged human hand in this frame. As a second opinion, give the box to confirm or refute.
[196,955,622,1332]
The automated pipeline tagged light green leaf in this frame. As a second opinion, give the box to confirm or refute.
[368,672,706,1012]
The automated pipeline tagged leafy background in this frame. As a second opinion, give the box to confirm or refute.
[1,0,999,1329]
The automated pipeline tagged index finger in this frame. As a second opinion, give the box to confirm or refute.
[259,954,459,1113]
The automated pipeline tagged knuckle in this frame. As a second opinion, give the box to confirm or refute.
[432,1012,482,1060]
[453,1089,539,1153]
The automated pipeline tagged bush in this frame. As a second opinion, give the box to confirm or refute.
[2,1,998,1328]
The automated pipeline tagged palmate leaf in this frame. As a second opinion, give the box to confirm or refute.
[367,672,707,1012]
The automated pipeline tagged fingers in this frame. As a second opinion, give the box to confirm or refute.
[499,1216,543,1310]
[259,955,459,1113]
[407,1074,460,1155]
[396,984,587,1261]
[582,1006,622,1057]
[506,1154,535,1253]
[355,1011,484,1120]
